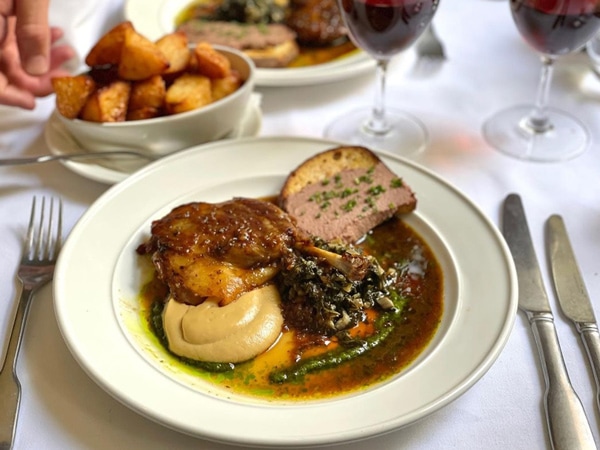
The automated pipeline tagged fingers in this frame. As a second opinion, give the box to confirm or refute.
[0,82,36,109]
[0,0,14,45]
[14,0,51,75]
[50,26,64,44]
[0,2,73,109]
[0,0,14,15]
[0,42,74,98]
[0,16,7,45]
[48,43,75,71]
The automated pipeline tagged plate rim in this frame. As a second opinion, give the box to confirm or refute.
[122,0,383,86]
[53,136,518,447]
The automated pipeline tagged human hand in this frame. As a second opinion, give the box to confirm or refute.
[0,0,75,110]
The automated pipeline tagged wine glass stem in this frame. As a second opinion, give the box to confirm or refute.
[525,55,556,133]
[366,58,391,136]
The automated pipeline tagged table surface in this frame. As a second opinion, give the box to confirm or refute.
[2,1,600,449]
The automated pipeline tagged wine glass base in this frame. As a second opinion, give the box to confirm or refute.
[482,105,589,162]
[324,108,428,156]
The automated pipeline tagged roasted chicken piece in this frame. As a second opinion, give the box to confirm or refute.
[137,197,376,307]
[137,197,302,306]
[285,0,346,46]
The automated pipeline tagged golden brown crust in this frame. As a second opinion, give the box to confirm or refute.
[279,146,382,202]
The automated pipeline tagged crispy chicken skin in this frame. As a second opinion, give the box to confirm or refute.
[137,198,304,306]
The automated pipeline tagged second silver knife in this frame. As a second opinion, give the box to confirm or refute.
[502,194,596,450]
[547,214,600,413]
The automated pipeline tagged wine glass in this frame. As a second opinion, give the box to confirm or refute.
[483,0,600,162]
[324,0,441,155]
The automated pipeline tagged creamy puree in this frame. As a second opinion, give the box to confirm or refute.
[163,284,284,363]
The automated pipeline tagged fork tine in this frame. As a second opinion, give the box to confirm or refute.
[51,198,63,260]
[44,198,53,260]
[411,24,446,77]
[413,58,443,76]
[37,197,47,261]
[24,197,37,261]
[25,196,63,262]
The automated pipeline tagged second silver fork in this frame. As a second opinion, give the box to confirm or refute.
[412,24,447,76]
[0,196,63,450]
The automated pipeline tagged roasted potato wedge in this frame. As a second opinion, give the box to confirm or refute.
[55,20,244,123]
[211,72,242,101]
[156,32,191,75]
[85,21,133,67]
[126,106,162,121]
[165,74,212,114]
[52,75,96,119]
[127,75,166,120]
[80,80,131,122]
[193,42,231,79]
[118,27,169,80]
[129,75,166,110]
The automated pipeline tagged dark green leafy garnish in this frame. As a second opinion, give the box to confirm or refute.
[276,238,398,337]
[269,291,407,384]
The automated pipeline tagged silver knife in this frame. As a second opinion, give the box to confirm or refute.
[502,194,597,450]
[547,214,600,413]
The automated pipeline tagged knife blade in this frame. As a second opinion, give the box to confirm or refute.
[547,214,600,413]
[502,194,596,450]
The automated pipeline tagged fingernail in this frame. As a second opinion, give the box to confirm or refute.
[25,55,49,75]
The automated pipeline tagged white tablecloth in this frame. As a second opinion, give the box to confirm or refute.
[1,1,600,449]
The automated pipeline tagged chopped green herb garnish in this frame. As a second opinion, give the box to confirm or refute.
[390,178,404,188]
[341,188,358,198]
[342,199,357,212]
[367,185,385,196]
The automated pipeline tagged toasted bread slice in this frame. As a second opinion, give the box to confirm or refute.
[280,146,381,199]
[279,146,417,243]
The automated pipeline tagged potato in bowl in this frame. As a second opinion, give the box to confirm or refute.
[51,21,256,156]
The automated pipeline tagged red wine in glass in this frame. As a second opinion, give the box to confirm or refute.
[325,0,440,154]
[483,0,600,161]
[340,0,439,58]
[511,0,600,55]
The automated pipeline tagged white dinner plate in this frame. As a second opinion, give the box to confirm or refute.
[123,0,415,86]
[43,94,262,185]
[54,136,517,448]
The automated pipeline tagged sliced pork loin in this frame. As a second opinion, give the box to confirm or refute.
[279,146,416,243]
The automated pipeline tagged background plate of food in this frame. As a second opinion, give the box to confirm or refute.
[54,136,517,447]
[124,0,414,86]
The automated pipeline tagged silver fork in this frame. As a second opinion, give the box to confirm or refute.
[0,196,63,450]
[412,24,446,76]
[0,150,157,166]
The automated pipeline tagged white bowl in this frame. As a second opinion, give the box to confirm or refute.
[57,45,256,156]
